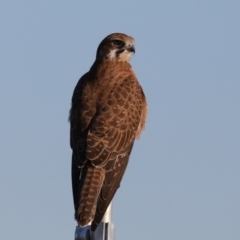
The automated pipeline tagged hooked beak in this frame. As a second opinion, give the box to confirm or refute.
[126,45,135,53]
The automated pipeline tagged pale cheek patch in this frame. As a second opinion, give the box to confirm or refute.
[108,50,117,60]
[119,51,133,61]
[107,50,133,62]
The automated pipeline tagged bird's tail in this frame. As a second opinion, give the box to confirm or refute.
[76,167,105,227]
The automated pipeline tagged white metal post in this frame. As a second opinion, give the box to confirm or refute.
[75,202,115,240]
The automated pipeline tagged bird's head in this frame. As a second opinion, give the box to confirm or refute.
[96,33,135,62]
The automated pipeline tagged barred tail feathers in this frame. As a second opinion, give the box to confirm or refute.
[76,167,105,226]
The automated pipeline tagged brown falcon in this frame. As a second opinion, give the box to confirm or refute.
[69,33,147,231]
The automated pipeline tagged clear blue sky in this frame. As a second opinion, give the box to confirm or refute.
[1,1,240,240]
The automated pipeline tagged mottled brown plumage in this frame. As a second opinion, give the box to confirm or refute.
[69,33,147,231]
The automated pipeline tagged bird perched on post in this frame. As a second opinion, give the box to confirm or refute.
[69,33,147,231]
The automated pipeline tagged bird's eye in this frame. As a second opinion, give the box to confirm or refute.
[112,40,124,48]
